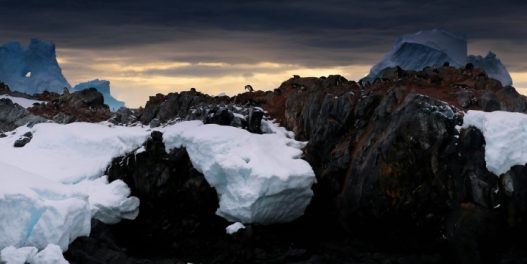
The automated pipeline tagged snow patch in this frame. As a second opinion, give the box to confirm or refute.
[226,222,246,235]
[463,110,527,175]
[0,95,41,108]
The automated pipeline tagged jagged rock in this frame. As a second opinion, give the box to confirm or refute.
[72,79,124,111]
[205,106,234,126]
[28,87,110,123]
[108,107,138,125]
[247,108,263,133]
[13,132,33,147]
[0,98,45,132]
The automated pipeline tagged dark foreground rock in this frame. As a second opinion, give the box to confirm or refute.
[66,67,527,264]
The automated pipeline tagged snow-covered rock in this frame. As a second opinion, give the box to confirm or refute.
[463,110,527,175]
[0,39,70,94]
[0,123,148,254]
[468,52,513,87]
[225,222,246,235]
[0,95,41,108]
[72,79,124,111]
[365,29,513,86]
[162,121,316,224]
[0,119,315,257]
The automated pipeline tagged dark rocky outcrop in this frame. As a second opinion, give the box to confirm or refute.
[66,67,527,264]
[28,87,111,123]
[0,98,45,132]
[136,89,265,133]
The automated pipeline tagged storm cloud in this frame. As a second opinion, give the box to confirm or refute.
[0,0,526,106]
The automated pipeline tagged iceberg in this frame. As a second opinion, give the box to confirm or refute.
[0,39,70,94]
[468,52,513,87]
[72,79,125,111]
[365,29,513,86]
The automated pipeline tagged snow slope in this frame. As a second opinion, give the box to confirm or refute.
[463,110,527,175]
[0,39,70,94]
[0,95,41,108]
[365,29,513,86]
[162,121,316,224]
[72,79,124,111]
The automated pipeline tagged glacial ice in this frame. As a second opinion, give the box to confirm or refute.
[72,79,125,111]
[162,121,316,224]
[365,29,513,86]
[463,110,527,175]
[0,39,70,94]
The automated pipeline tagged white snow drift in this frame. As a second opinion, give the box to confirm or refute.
[0,120,316,260]
[0,122,148,257]
[463,110,527,175]
[162,121,315,224]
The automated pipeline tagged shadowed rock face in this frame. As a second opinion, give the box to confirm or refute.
[66,67,527,264]
[0,98,45,132]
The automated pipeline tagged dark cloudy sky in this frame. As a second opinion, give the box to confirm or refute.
[1,0,526,106]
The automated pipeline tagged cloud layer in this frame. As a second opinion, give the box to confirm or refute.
[1,0,526,106]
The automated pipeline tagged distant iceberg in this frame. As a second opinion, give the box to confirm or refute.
[468,52,513,87]
[72,79,125,111]
[0,39,71,94]
[364,29,513,86]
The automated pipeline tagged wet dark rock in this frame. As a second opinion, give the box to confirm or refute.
[247,108,264,133]
[13,131,33,147]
